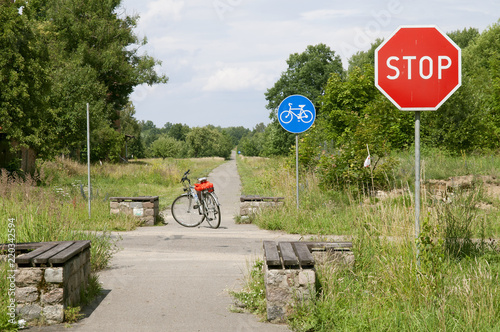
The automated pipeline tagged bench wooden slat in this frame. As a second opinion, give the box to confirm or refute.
[16,243,58,265]
[110,196,158,202]
[279,242,299,267]
[49,241,91,264]
[240,196,285,202]
[304,242,353,251]
[33,241,75,265]
[0,242,57,251]
[293,242,315,267]
[263,241,281,267]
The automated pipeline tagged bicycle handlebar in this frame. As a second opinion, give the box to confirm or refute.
[181,169,191,184]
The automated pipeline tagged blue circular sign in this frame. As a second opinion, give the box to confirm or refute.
[277,95,316,134]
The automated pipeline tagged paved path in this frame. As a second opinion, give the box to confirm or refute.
[52,153,299,331]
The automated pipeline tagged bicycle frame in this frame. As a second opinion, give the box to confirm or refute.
[280,103,313,124]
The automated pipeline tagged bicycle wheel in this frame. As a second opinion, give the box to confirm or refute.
[171,194,204,227]
[301,110,314,123]
[279,111,293,124]
[203,192,221,229]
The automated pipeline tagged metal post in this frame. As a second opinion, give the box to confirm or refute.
[296,134,299,210]
[415,111,421,268]
[87,103,91,219]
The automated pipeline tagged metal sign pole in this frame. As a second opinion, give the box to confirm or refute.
[415,111,421,268]
[296,134,299,209]
[87,103,91,219]
[276,95,316,211]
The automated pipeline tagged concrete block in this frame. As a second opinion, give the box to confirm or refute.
[141,216,155,226]
[265,267,315,323]
[130,202,143,209]
[16,287,39,303]
[16,268,43,287]
[45,268,63,283]
[42,304,64,324]
[17,303,42,322]
[41,288,63,305]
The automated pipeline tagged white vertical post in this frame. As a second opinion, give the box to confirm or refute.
[296,134,299,209]
[87,103,91,219]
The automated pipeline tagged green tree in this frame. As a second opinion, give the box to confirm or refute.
[348,39,382,74]
[265,43,344,116]
[150,135,183,159]
[264,44,344,156]
[421,23,499,152]
[448,27,480,49]
[223,126,251,146]
[86,122,124,162]
[237,123,267,156]
[0,0,52,157]
[140,120,162,156]
[186,127,232,159]
[120,102,143,158]
[24,0,168,159]
[167,123,191,141]
[315,65,411,189]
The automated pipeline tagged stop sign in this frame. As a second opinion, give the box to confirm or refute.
[375,26,461,110]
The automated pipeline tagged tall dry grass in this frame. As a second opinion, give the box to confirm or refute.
[236,153,500,331]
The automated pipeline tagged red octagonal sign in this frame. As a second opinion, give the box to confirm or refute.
[375,26,461,110]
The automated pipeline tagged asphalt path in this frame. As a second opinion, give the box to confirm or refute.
[33,152,300,332]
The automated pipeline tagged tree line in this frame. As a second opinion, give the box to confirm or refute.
[238,21,500,189]
[128,120,251,160]
[0,0,166,165]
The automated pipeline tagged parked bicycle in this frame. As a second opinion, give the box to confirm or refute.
[171,169,221,228]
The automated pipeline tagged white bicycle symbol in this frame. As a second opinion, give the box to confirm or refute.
[280,103,313,124]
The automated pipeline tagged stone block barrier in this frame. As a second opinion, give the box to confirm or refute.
[240,196,284,216]
[0,241,91,326]
[110,196,159,226]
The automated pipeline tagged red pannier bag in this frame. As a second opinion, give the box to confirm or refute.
[194,182,214,192]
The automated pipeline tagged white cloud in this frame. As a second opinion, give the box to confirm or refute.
[202,67,275,92]
[301,9,359,21]
[140,0,185,22]
[121,0,500,128]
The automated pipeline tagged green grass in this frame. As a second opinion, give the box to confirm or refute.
[235,152,500,331]
[0,156,225,329]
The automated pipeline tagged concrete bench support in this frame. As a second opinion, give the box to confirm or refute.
[240,196,284,216]
[0,241,91,325]
[110,196,159,226]
[263,241,353,323]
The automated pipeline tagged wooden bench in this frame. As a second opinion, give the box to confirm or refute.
[262,240,353,323]
[0,240,91,267]
[0,241,91,325]
[240,195,285,202]
[263,241,353,269]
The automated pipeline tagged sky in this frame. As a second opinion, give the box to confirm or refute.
[119,0,500,130]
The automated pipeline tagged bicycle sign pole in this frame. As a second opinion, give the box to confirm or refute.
[277,95,316,209]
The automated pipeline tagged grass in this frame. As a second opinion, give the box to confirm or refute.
[234,151,500,331]
[0,156,225,329]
